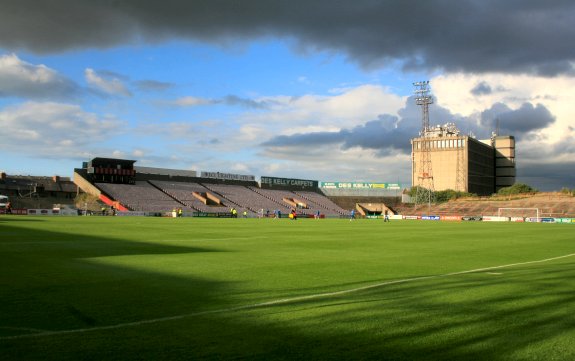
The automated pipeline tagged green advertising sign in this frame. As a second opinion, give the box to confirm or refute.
[320,182,401,190]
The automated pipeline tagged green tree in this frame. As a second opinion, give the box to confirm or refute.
[74,193,103,211]
[497,183,537,196]
[409,187,475,204]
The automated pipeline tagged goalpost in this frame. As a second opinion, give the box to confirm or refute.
[497,208,540,222]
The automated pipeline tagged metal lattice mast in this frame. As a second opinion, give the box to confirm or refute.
[413,81,435,211]
[455,136,466,192]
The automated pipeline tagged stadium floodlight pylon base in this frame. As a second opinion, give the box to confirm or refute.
[414,185,435,213]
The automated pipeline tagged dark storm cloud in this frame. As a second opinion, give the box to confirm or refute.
[263,98,424,155]
[263,96,556,157]
[470,82,492,96]
[471,82,508,96]
[262,131,346,147]
[480,102,555,135]
[517,162,575,191]
[2,1,575,76]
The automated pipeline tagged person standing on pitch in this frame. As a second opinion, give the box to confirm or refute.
[350,209,355,221]
[384,209,390,222]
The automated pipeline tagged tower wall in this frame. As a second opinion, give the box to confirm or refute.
[412,135,497,196]
[493,136,516,191]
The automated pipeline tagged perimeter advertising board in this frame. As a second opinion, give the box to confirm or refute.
[201,171,255,182]
[441,215,462,221]
[261,176,318,188]
[320,182,401,190]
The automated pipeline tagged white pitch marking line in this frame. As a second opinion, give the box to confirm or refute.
[486,272,503,275]
[2,252,574,341]
[0,326,50,333]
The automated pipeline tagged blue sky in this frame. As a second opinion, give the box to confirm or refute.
[1,1,574,190]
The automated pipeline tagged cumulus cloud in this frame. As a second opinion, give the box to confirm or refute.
[257,87,571,189]
[262,95,556,159]
[85,68,132,97]
[2,1,575,76]
[241,84,405,134]
[0,53,79,99]
[480,102,555,135]
[0,101,124,156]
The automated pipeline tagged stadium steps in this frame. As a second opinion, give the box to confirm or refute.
[145,181,193,211]
[248,187,297,212]
[397,193,575,218]
[200,184,257,214]
[293,191,347,216]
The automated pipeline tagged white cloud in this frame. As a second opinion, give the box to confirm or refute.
[429,73,575,188]
[242,84,404,134]
[257,145,412,182]
[297,76,310,84]
[85,68,132,97]
[431,73,574,143]
[132,149,145,157]
[0,101,124,156]
[0,53,78,99]
[143,84,409,181]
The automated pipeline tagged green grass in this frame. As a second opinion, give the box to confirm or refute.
[1,216,574,360]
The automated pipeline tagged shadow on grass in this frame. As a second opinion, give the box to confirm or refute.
[1,218,574,360]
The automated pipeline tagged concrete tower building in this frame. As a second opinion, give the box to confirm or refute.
[411,124,515,196]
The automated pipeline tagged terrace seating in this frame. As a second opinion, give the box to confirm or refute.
[96,181,183,212]
[149,180,234,213]
[205,184,285,215]
[249,187,304,211]
[294,191,347,216]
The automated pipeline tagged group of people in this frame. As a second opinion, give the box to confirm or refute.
[230,207,248,218]
[101,205,116,216]
[171,208,183,217]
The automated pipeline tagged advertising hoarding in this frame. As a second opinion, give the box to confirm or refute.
[201,171,255,182]
[320,182,401,190]
[261,176,318,188]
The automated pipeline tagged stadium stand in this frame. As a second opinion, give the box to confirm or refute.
[0,173,78,209]
[150,180,249,214]
[250,187,346,216]
[70,158,575,218]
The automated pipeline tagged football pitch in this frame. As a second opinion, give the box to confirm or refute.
[1,216,574,360]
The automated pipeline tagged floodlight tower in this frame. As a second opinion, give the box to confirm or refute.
[413,81,435,211]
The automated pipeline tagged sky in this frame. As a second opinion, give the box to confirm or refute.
[0,0,574,191]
